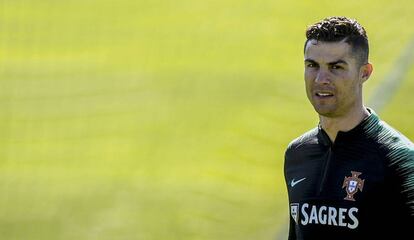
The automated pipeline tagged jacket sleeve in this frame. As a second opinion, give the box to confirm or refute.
[390,147,414,216]
[288,214,296,240]
[285,147,296,240]
[387,145,414,232]
[400,148,414,217]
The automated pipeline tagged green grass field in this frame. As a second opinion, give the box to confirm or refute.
[1,1,414,239]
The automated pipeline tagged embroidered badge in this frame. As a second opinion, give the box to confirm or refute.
[342,171,364,201]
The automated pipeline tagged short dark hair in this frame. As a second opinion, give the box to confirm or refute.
[304,16,369,65]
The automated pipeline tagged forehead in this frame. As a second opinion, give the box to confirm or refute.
[304,40,354,63]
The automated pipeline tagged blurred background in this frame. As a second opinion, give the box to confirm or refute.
[1,0,414,239]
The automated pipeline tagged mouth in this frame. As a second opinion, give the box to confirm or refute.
[315,91,334,98]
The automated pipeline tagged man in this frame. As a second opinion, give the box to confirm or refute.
[284,16,414,239]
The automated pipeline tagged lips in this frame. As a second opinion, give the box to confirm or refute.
[314,90,334,98]
[315,92,334,97]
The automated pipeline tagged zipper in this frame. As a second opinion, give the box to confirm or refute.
[319,146,332,194]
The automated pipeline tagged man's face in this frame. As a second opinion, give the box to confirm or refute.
[304,40,368,118]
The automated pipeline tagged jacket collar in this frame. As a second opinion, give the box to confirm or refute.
[317,108,379,146]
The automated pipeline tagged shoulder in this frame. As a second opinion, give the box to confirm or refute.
[374,120,414,159]
[376,120,414,215]
[285,127,320,156]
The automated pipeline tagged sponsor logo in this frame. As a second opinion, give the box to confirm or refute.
[342,171,364,201]
[290,203,359,229]
[290,203,299,223]
[290,177,306,187]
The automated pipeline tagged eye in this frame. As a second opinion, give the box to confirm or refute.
[331,64,343,70]
[306,62,318,68]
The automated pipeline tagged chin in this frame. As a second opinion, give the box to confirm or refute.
[313,106,338,117]
[317,112,338,118]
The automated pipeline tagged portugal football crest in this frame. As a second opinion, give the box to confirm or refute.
[342,171,364,201]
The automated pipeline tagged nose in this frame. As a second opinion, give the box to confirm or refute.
[315,69,331,84]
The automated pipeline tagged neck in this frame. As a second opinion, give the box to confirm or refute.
[319,106,370,142]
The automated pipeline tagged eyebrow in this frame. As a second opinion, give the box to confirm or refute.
[304,58,348,65]
[329,60,348,65]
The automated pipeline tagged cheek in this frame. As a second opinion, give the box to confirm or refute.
[304,78,313,98]
[304,69,314,79]
[304,71,315,86]
[304,78,313,94]
[335,79,357,98]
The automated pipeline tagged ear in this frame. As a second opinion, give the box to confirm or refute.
[360,63,373,83]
